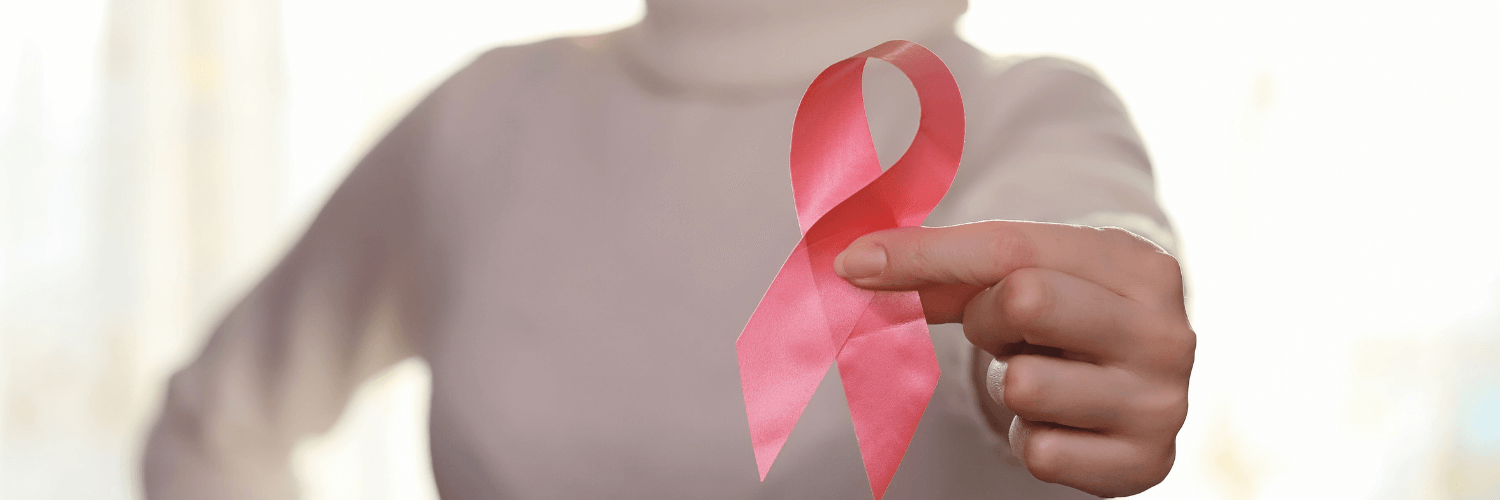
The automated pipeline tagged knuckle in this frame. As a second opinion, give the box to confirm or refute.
[1171,327,1198,363]
[1132,441,1178,489]
[1130,386,1190,433]
[1096,225,1176,268]
[1099,226,1160,253]
[1098,441,1175,498]
[962,296,1008,355]
[961,318,995,353]
[1141,251,1184,283]
[1022,430,1068,484]
[1096,226,1183,295]
[1139,324,1197,373]
[1001,357,1045,412]
[1098,225,1137,242]
[961,319,985,350]
[980,224,1035,283]
[997,269,1051,327]
[909,229,946,279]
[1094,226,1143,258]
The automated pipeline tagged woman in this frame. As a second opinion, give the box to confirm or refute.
[144,0,1194,498]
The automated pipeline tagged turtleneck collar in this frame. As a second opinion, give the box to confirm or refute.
[615,0,969,96]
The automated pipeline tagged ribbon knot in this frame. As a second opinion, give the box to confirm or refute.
[736,40,964,500]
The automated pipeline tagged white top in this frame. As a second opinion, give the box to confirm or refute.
[143,4,1173,498]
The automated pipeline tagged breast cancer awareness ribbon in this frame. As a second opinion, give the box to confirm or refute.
[736,40,963,500]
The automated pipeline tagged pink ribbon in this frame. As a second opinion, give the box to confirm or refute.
[736,40,964,499]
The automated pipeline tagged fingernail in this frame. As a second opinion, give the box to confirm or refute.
[986,358,1008,406]
[835,243,887,279]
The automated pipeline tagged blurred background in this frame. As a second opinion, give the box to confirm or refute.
[2,0,1498,498]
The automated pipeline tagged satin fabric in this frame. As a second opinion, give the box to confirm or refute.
[737,41,962,500]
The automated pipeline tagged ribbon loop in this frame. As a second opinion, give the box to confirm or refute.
[736,40,964,500]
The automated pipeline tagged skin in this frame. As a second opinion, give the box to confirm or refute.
[833,221,1196,498]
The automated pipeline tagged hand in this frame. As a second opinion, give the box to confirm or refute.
[833,221,1194,497]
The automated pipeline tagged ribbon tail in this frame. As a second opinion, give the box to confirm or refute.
[836,291,940,500]
[737,241,840,480]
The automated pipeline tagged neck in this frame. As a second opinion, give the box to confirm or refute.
[621,0,968,94]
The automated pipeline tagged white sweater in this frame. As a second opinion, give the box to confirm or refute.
[143,4,1172,498]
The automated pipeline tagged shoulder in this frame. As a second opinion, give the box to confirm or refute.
[426,35,608,112]
[964,53,1132,128]
[359,35,618,182]
[953,50,1146,171]
[984,55,1109,87]
[386,33,623,157]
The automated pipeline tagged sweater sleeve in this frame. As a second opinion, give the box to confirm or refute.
[926,55,1178,453]
[141,80,439,500]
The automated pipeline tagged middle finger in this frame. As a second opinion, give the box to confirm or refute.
[963,267,1139,362]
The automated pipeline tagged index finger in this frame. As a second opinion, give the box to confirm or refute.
[833,221,1182,306]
